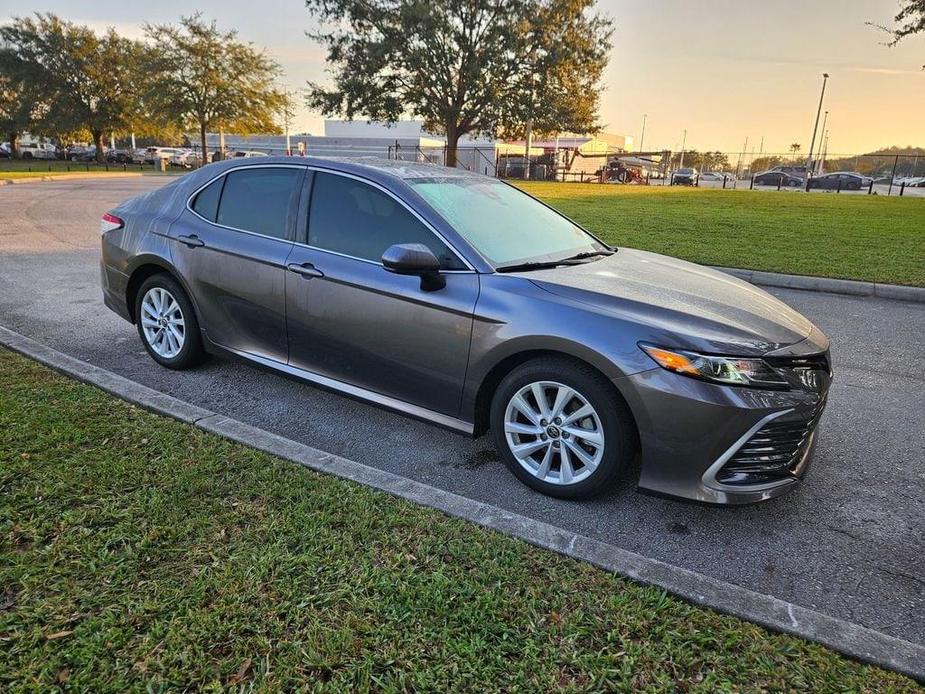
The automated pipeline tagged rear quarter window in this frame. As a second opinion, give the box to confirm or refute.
[191,177,224,222]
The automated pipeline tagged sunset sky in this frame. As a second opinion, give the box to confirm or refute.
[2,0,922,154]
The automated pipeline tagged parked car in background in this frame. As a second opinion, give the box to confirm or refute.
[753,170,804,187]
[808,172,871,191]
[226,150,268,159]
[0,143,11,158]
[106,149,135,164]
[144,147,184,164]
[171,149,211,168]
[19,142,58,160]
[698,171,729,182]
[893,176,925,188]
[66,145,98,161]
[772,164,811,177]
[101,157,832,505]
[670,167,697,185]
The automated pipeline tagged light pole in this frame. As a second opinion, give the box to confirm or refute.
[812,110,828,174]
[805,73,829,173]
[638,114,647,152]
[678,129,687,168]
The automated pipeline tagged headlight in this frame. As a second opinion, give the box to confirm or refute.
[639,344,789,389]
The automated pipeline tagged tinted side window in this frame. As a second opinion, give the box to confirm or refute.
[308,172,465,270]
[192,177,224,222]
[216,168,302,240]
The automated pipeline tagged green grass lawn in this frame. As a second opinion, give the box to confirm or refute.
[518,182,925,286]
[1,350,919,692]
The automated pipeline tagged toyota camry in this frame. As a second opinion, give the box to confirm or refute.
[101,157,832,504]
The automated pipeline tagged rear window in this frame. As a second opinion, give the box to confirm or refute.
[215,168,301,240]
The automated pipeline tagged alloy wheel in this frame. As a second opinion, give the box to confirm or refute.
[503,381,605,485]
[140,287,185,358]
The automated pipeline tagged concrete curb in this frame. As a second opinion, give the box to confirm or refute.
[0,172,145,185]
[1,324,923,683]
[713,266,925,304]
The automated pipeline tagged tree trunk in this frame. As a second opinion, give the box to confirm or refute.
[445,123,459,169]
[92,130,105,163]
[9,132,20,159]
[200,122,208,165]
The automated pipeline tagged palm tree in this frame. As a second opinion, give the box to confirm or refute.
[789,143,802,160]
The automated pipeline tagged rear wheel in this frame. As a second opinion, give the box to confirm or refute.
[490,357,635,499]
[134,274,205,370]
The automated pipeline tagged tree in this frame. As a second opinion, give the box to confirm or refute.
[0,14,151,162]
[0,45,41,158]
[789,143,801,158]
[304,0,613,167]
[871,0,925,68]
[145,15,286,159]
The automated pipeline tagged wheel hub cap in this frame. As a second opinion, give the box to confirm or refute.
[140,287,185,359]
[503,380,605,486]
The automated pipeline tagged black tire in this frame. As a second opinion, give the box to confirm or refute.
[134,273,206,370]
[490,356,636,500]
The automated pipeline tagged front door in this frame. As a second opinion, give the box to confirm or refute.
[285,171,479,416]
[170,165,304,362]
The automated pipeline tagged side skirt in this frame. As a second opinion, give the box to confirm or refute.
[203,336,475,437]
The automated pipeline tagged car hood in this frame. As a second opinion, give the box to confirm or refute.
[522,248,816,355]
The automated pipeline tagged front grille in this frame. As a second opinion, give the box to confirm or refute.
[717,397,826,486]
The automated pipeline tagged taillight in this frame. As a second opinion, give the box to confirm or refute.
[100,212,124,234]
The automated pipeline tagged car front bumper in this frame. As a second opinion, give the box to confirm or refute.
[618,351,831,505]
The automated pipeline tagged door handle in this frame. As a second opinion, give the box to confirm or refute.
[287,262,324,279]
[177,234,205,248]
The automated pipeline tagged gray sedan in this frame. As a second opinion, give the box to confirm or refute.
[100,157,831,504]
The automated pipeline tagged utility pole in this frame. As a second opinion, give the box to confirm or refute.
[638,114,647,152]
[736,136,749,179]
[678,129,687,168]
[821,130,829,173]
[806,73,829,173]
[523,116,533,180]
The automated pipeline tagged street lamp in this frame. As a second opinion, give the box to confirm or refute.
[805,73,829,174]
[638,114,647,152]
[812,110,828,174]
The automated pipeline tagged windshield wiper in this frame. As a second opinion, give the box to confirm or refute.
[495,249,615,274]
[561,249,615,262]
[495,260,571,273]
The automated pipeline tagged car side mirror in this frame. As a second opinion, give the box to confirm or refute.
[381,243,446,291]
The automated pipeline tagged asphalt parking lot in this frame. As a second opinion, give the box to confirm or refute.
[2,177,923,648]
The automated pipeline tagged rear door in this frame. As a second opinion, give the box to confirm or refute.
[170,165,304,362]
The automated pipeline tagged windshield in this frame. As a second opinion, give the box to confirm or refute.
[408,177,608,267]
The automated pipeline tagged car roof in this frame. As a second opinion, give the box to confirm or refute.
[199,155,487,183]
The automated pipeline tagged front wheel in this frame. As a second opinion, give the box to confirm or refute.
[490,357,636,499]
[134,274,206,370]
